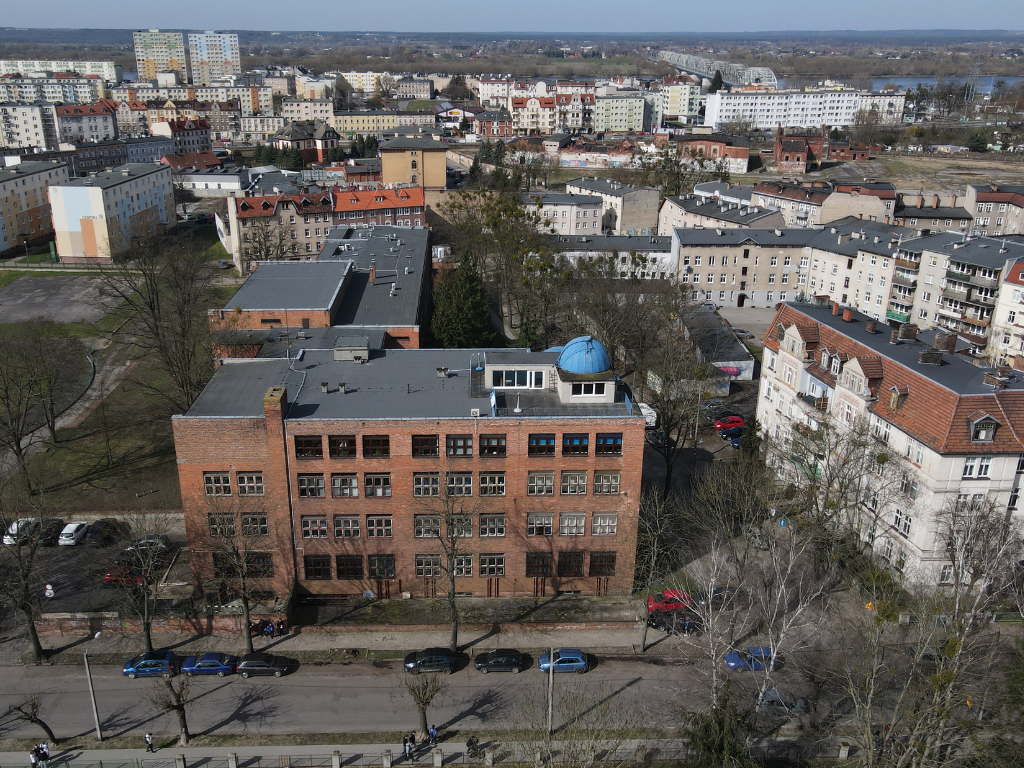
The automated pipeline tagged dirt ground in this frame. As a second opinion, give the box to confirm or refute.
[0,275,116,324]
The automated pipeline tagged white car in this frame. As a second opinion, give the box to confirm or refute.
[637,402,658,428]
[58,522,89,546]
[3,518,39,545]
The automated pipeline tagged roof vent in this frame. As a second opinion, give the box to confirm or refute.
[320,382,329,393]
[437,367,449,378]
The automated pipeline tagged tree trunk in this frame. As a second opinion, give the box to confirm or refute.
[241,593,254,655]
[32,716,57,744]
[175,706,190,746]
[448,572,459,654]
[142,598,154,652]
[22,603,44,663]
[417,705,428,744]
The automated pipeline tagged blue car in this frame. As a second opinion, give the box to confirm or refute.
[181,652,237,677]
[725,647,780,672]
[123,650,177,679]
[538,648,589,674]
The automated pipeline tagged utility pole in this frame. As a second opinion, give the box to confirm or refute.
[547,646,554,735]
[84,631,104,741]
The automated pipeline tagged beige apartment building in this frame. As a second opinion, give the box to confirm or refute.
[334,111,400,137]
[0,160,69,253]
[380,138,447,190]
[282,99,334,123]
[134,29,189,82]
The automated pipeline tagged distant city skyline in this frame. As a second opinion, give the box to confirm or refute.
[3,0,1024,34]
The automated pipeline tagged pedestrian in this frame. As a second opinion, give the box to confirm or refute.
[144,732,156,753]
[276,619,286,636]
[265,621,275,639]
[409,731,417,753]
[428,725,438,746]
[402,734,410,758]
[38,742,49,768]
[29,747,38,768]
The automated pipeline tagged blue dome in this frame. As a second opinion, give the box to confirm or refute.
[557,336,611,374]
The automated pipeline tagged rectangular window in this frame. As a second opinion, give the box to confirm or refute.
[413,473,440,497]
[301,516,328,538]
[365,474,392,497]
[334,515,359,538]
[204,472,231,496]
[589,552,616,577]
[480,515,505,537]
[905,439,924,465]
[526,552,553,577]
[412,435,439,457]
[415,554,441,577]
[447,472,473,496]
[336,554,363,579]
[295,436,323,458]
[561,471,587,495]
[571,382,606,396]
[304,554,331,580]
[328,472,358,497]
[559,514,586,536]
[479,473,506,496]
[454,555,473,577]
[528,434,556,455]
[595,433,623,455]
[368,553,395,578]
[328,435,356,458]
[246,552,273,577]
[592,514,618,535]
[479,434,507,456]
[242,514,268,536]
[893,508,912,538]
[900,475,919,501]
[237,473,264,496]
[528,514,553,536]
[528,472,555,495]
[446,435,473,456]
[363,435,390,458]
[562,434,589,455]
[939,564,954,584]
[479,554,505,576]
[208,513,235,537]
[414,515,440,538]
[978,456,992,478]
[367,516,392,538]
[963,457,978,478]
[298,474,325,498]
[593,472,620,494]
[558,551,585,577]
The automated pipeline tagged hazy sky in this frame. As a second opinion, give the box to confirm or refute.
[4,0,1024,34]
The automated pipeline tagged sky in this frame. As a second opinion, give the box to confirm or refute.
[3,0,1024,34]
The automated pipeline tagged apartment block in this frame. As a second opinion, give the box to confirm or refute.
[0,160,69,253]
[333,110,399,137]
[0,75,106,104]
[660,78,702,122]
[172,334,643,602]
[111,85,272,116]
[564,177,659,236]
[395,78,433,100]
[0,102,58,151]
[55,103,117,143]
[380,138,447,190]
[48,163,175,261]
[282,99,333,123]
[757,300,1024,583]
[753,180,895,228]
[239,115,286,142]
[964,184,1024,237]
[593,94,649,133]
[188,32,241,86]
[335,72,383,94]
[134,29,189,83]
[659,194,785,234]
[511,97,556,135]
[151,118,212,154]
[526,193,603,235]
[706,89,867,130]
[550,233,678,280]
[0,60,121,83]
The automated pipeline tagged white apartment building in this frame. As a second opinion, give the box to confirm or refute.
[0,76,105,104]
[525,192,603,234]
[858,91,907,125]
[295,74,337,100]
[239,115,286,142]
[593,94,649,133]
[661,81,702,122]
[0,102,58,150]
[133,29,189,82]
[0,60,121,83]
[476,76,513,108]
[334,71,385,93]
[988,260,1024,366]
[188,32,241,86]
[55,104,117,143]
[564,176,660,236]
[110,85,273,116]
[281,99,333,122]
[705,89,866,130]
[0,160,69,253]
[550,233,679,280]
[49,163,175,262]
[758,300,1024,585]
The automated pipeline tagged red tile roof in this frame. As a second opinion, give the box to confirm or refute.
[55,103,114,116]
[236,193,333,220]
[160,151,223,170]
[1004,258,1024,287]
[333,187,424,213]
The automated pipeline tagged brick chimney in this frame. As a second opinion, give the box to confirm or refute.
[369,259,376,285]
[1013,355,1024,372]
[898,323,919,341]
[933,194,940,209]
[984,372,1008,389]
[934,329,957,353]
[865,319,877,334]
[918,348,943,365]
[831,301,840,315]
[842,308,853,322]
[890,329,900,344]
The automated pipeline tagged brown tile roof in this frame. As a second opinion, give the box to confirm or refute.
[161,151,222,170]
[753,181,832,205]
[236,193,333,220]
[333,186,423,213]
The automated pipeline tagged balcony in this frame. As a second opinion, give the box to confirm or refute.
[966,291,996,307]
[891,274,917,289]
[895,257,919,270]
[886,309,910,322]
[945,269,972,284]
[941,288,967,303]
[799,393,830,413]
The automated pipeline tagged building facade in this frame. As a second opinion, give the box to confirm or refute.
[134,29,190,83]
[0,160,69,253]
[111,85,273,116]
[964,184,1024,237]
[333,111,399,138]
[55,103,117,143]
[380,138,447,190]
[593,95,649,134]
[658,194,785,234]
[526,192,603,235]
[0,60,121,83]
[705,88,874,130]
[564,177,660,236]
[0,75,106,104]
[0,102,58,150]
[151,118,212,153]
[188,32,241,86]
[282,99,334,123]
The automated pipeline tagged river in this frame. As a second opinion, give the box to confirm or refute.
[775,75,1024,94]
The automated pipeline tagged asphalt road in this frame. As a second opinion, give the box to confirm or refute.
[0,658,694,739]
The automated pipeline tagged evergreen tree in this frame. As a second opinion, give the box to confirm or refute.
[965,130,989,153]
[251,145,265,165]
[708,70,724,94]
[354,134,367,157]
[430,262,496,348]
[479,140,492,164]
[492,141,506,168]
[263,146,280,166]
[490,167,509,190]
[468,154,482,184]
[364,136,378,157]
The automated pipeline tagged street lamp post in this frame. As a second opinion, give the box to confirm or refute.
[84,631,103,742]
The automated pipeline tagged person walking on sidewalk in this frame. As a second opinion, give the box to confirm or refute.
[29,746,39,768]
[37,742,49,768]
[403,734,410,758]
[409,731,417,754]
[144,732,156,752]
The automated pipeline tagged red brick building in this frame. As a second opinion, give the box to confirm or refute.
[173,337,644,603]
[773,126,829,174]
[272,119,340,165]
[472,110,514,138]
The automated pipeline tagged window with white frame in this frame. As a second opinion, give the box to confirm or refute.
[559,514,586,536]
[592,514,617,535]
[893,508,912,537]
[963,457,978,478]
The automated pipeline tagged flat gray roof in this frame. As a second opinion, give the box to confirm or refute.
[224,261,352,312]
[564,177,654,197]
[694,182,756,203]
[526,192,602,206]
[667,195,780,225]
[899,231,1024,268]
[549,233,672,252]
[0,160,66,180]
[689,307,754,364]
[182,348,637,421]
[58,163,168,189]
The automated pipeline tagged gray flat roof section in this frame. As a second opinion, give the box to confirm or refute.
[674,227,817,247]
[688,308,753,364]
[211,326,388,359]
[693,182,755,203]
[898,231,1024,268]
[564,177,652,197]
[549,233,672,252]
[526,193,603,206]
[668,196,781,226]
[60,163,168,189]
[793,301,1024,395]
[183,349,637,421]
[223,260,353,311]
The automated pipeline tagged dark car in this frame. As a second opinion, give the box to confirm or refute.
[726,646,781,672]
[237,652,290,678]
[648,610,702,635]
[103,563,151,586]
[182,652,237,677]
[85,518,128,545]
[123,650,176,678]
[33,518,66,546]
[706,408,741,423]
[721,425,746,439]
[730,436,743,449]
[404,648,454,675]
[474,649,525,673]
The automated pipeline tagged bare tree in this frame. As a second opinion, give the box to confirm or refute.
[109,510,176,653]
[402,671,450,743]
[145,675,193,746]
[6,692,59,743]
[240,215,292,272]
[21,320,88,445]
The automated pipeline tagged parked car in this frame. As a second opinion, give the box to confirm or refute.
[721,425,747,439]
[731,327,753,339]
[182,652,238,677]
[757,689,808,717]
[3,518,39,545]
[85,518,128,545]
[404,648,454,675]
[127,534,172,553]
[123,650,176,678]
[701,301,720,311]
[237,652,290,678]
[474,649,525,673]
[58,522,89,546]
[705,408,741,424]
[730,436,743,449]
[218,260,232,269]
[538,648,589,674]
[714,415,745,431]
[648,609,702,635]
[34,518,66,546]
[646,589,693,613]
[725,647,781,672]
[103,563,150,586]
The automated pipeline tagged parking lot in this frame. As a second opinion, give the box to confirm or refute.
[0,275,118,324]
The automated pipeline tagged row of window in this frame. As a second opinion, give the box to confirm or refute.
[293,433,624,460]
[289,511,618,540]
[301,550,617,580]
[289,470,622,499]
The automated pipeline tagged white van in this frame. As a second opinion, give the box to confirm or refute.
[3,518,39,545]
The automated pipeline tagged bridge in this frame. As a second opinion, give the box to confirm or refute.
[657,50,778,89]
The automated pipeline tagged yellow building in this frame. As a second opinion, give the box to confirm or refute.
[333,110,399,137]
[380,138,447,190]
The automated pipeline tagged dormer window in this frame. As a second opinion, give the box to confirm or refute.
[821,351,829,369]
[830,357,841,375]
[888,385,909,411]
[970,413,999,442]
